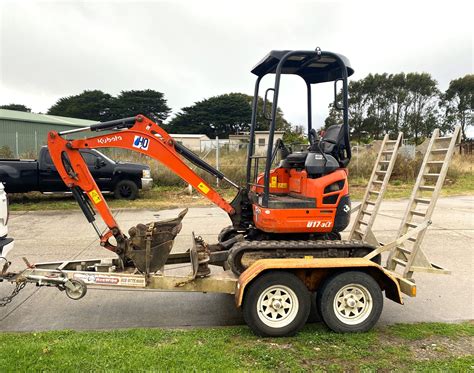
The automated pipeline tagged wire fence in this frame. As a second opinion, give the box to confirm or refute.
[1,133,469,189]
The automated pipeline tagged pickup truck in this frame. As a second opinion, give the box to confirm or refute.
[0,146,153,200]
[0,182,13,259]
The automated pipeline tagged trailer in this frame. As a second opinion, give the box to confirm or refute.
[0,126,460,336]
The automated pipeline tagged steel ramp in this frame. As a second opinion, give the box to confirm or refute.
[349,132,403,244]
[385,127,461,278]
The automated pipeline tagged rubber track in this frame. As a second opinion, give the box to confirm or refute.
[227,239,375,275]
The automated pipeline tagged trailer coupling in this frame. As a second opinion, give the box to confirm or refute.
[0,260,88,306]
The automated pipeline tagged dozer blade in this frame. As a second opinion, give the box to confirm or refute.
[127,208,188,273]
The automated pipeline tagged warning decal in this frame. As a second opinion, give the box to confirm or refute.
[197,182,210,194]
[88,189,102,204]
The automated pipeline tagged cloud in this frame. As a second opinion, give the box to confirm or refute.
[1,0,472,128]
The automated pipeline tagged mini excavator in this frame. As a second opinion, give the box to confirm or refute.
[47,48,376,277]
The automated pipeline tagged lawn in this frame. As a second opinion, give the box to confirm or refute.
[0,322,472,371]
[8,173,474,212]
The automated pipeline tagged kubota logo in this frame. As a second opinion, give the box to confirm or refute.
[133,136,149,150]
[97,135,122,144]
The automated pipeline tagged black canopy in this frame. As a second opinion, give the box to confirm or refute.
[251,50,354,83]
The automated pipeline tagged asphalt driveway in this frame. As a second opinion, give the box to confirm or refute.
[1,196,472,332]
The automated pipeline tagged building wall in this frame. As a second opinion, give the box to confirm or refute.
[0,119,83,157]
[172,137,203,151]
[254,132,284,154]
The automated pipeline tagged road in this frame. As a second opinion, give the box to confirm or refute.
[1,196,472,332]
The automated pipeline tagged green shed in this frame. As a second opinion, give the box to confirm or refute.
[0,109,95,157]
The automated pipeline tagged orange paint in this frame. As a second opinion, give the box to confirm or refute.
[47,115,235,253]
[251,167,349,233]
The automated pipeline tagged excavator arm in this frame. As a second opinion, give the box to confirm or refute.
[47,115,237,257]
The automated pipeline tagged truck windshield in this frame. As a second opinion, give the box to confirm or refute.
[93,150,116,165]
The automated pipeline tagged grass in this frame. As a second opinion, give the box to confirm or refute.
[349,173,474,200]
[0,322,472,371]
[8,186,237,212]
[6,150,473,212]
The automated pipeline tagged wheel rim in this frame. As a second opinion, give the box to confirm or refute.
[66,281,85,300]
[257,285,299,328]
[333,283,373,325]
[120,185,132,197]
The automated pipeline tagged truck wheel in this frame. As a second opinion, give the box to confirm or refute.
[316,271,383,333]
[114,180,138,200]
[243,271,310,337]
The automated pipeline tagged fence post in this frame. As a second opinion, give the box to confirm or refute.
[15,131,19,158]
[35,130,38,155]
[216,136,219,187]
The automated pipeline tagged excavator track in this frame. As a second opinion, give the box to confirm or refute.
[227,239,377,275]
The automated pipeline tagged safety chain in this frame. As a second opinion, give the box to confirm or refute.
[0,281,26,307]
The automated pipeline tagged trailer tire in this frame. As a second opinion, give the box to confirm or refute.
[317,271,383,333]
[114,180,138,200]
[65,279,87,300]
[243,271,310,337]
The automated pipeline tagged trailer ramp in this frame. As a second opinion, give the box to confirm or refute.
[352,127,461,294]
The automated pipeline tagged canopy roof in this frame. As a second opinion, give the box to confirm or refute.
[251,50,354,83]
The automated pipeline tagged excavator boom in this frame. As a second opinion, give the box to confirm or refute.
[47,114,236,257]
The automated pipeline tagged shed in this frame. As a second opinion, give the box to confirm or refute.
[169,134,211,152]
[0,109,95,157]
[229,131,285,154]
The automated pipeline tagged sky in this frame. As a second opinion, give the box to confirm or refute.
[0,0,472,132]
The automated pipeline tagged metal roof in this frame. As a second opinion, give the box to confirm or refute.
[0,109,96,127]
[170,134,210,139]
[251,50,354,83]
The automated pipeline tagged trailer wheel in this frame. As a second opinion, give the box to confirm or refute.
[317,271,383,333]
[114,180,138,200]
[243,271,310,337]
[65,279,87,300]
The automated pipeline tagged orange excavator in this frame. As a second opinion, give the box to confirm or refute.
[47,48,376,277]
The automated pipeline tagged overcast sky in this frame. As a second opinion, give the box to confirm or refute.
[0,0,472,131]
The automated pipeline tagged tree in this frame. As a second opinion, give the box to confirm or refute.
[47,89,171,122]
[47,90,114,121]
[283,124,306,144]
[251,95,291,132]
[167,93,291,138]
[403,73,439,144]
[441,75,473,140]
[324,72,441,144]
[0,104,31,112]
[111,89,171,121]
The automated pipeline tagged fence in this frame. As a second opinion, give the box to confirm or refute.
[1,130,467,190]
[0,130,46,158]
[459,140,473,155]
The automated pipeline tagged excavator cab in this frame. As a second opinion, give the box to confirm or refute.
[241,49,354,237]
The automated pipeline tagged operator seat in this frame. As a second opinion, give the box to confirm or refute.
[283,124,347,177]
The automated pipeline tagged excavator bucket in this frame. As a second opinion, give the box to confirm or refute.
[127,209,188,273]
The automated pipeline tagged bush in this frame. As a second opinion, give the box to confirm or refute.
[108,146,472,189]
[0,145,14,158]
